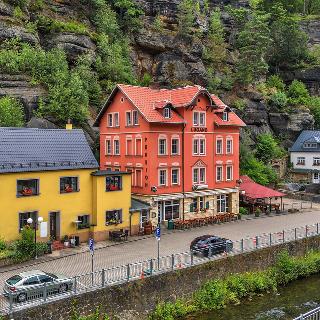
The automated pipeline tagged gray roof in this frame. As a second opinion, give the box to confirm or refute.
[130,198,151,212]
[0,128,98,174]
[290,130,320,152]
[91,170,131,176]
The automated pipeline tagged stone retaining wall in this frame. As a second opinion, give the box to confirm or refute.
[6,235,320,320]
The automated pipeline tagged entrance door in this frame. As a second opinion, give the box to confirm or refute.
[49,212,60,240]
[313,172,320,184]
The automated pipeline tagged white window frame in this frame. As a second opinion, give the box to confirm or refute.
[171,168,180,185]
[171,138,180,155]
[164,107,171,119]
[314,157,320,166]
[159,169,167,186]
[126,111,132,126]
[216,139,223,154]
[216,166,223,182]
[297,157,305,165]
[107,113,113,127]
[135,138,142,156]
[199,112,206,127]
[193,137,206,156]
[193,111,199,126]
[223,111,229,121]
[217,194,229,213]
[226,165,233,181]
[193,167,199,184]
[193,167,206,184]
[199,139,206,155]
[114,112,119,127]
[114,139,120,155]
[105,139,112,155]
[133,110,139,125]
[199,167,206,183]
[193,138,199,155]
[193,111,206,127]
[158,138,167,155]
[226,139,233,154]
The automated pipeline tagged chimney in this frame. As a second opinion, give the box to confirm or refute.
[66,119,72,130]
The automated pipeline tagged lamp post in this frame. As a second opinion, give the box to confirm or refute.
[27,216,43,259]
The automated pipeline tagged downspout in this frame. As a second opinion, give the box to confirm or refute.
[182,123,186,221]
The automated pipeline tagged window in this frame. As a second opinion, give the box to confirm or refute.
[107,113,113,127]
[77,214,90,229]
[216,166,223,182]
[171,138,179,155]
[24,277,40,286]
[135,138,142,156]
[114,139,120,155]
[140,209,149,227]
[226,139,233,154]
[314,172,319,180]
[216,139,223,154]
[314,157,320,166]
[106,176,122,191]
[190,198,198,212]
[133,110,139,125]
[60,177,79,193]
[135,169,142,187]
[19,211,37,230]
[114,113,119,127]
[126,111,132,126]
[193,138,205,155]
[199,196,205,210]
[190,197,207,212]
[193,167,206,184]
[193,111,206,126]
[223,111,229,121]
[304,143,317,148]
[126,139,133,156]
[38,275,54,283]
[159,169,167,186]
[106,209,122,225]
[297,157,305,165]
[217,195,229,213]
[105,139,112,155]
[164,107,171,119]
[114,167,120,172]
[171,168,179,185]
[226,166,233,181]
[17,179,39,197]
[164,200,180,220]
[158,138,167,155]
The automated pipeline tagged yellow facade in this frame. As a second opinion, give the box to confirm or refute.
[0,169,133,242]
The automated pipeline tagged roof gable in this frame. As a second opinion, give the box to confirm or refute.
[290,130,320,153]
[0,128,98,174]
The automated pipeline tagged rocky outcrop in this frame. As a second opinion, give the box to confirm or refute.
[0,22,39,45]
[0,74,46,120]
[301,19,320,46]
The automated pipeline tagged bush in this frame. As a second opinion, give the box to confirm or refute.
[269,91,288,108]
[288,80,310,105]
[0,96,24,127]
[0,237,6,251]
[233,99,247,111]
[239,207,249,215]
[266,75,286,91]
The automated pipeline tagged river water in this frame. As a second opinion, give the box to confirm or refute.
[186,274,320,320]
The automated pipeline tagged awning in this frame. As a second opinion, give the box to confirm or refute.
[130,198,151,212]
[153,193,185,201]
[240,175,285,200]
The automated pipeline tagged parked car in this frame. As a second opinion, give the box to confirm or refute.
[3,270,73,303]
[190,235,233,257]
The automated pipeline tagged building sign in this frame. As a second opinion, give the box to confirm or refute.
[191,127,208,132]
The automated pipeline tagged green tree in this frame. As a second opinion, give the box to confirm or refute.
[177,0,195,36]
[287,79,310,105]
[259,0,304,13]
[0,96,24,127]
[203,9,227,68]
[236,11,272,85]
[255,133,285,163]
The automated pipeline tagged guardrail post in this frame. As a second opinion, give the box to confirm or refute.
[9,291,13,314]
[171,254,175,270]
[306,225,308,238]
[295,228,297,240]
[74,276,77,294]
[101,269,105,287]
[150,259,153,276]
[190,251,194,266]
[43,283,47,302]
[127,264,130,281]
[255,236,259,249]
[241,239,244,252]
[282,230,285,243]
[269,233,272,246]
[317,223,319,235]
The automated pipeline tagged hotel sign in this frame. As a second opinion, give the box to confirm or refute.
[191,127,208,132]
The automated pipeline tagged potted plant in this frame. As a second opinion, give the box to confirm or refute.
[63,235,69,247]
[255,208,262,217]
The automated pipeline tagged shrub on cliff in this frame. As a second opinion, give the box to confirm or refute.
[0,96,24,127]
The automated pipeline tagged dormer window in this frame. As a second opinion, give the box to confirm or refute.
[304,143,317,149]
[223,111,229,121]
[164,107,171,119]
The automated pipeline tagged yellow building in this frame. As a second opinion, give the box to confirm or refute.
[0,127,145,243]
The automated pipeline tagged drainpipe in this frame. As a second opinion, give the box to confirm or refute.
[182,123,186,221]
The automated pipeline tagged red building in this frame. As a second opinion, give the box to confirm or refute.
[94,84,245,227]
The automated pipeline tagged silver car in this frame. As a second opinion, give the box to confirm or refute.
[3,270,73,303]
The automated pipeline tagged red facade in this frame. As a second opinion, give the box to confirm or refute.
[95,84,245,197]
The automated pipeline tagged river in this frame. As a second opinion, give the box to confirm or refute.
[186,274,320,320]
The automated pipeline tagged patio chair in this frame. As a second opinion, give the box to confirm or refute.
[109,231,113,241]
[121,229,129,241]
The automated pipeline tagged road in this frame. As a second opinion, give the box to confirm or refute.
[1,207,320,285]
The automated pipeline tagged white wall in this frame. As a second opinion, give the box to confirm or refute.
[291,151,320,170]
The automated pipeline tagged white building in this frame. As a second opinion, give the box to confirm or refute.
[290,130,320,183]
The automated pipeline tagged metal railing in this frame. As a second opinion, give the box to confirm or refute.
[293,306,320,320]
[1,222,320,316]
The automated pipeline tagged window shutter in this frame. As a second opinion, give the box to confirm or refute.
[206,201,210,209]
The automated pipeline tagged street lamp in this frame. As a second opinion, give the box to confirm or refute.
[27,216,43,259]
